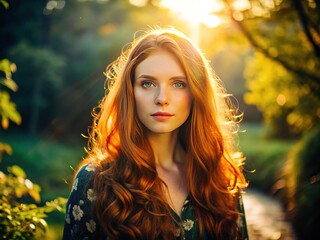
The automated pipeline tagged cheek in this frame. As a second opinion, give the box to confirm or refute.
[184,100,193,116]
[134,91,147,116]
[179,92,193,111]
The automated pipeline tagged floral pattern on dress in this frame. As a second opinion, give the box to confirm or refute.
[72,205,84,221]
[71,177,78,192]
[182,219,194,231]
[65,204,71,224]
[86,219,96,233]
[85,164,95,172]
[63,165,104,239]
[175,228,182,237]
[87,188,96,202]
[63,164,249,240]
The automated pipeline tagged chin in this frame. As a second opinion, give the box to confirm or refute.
[145,127,179,135]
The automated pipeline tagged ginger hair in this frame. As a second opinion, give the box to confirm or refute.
[80,27,247,239]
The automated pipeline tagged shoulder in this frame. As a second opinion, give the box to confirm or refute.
[67,163,97,207]
[63,163,100,239]
[76,163,96,179]
[72,163,98,201]
[75,163,96,183]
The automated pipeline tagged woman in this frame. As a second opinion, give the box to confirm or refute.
[63,27,248,239]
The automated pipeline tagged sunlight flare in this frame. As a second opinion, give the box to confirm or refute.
[160,0,225,27]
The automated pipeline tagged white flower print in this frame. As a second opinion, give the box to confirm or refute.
[72,205,84,221]
[181,199,189,212]
[65,204,71,224]
[87,188,96,202]
[86,219,96,233]
[183,219,194,231]
[65,214,71,224]
[85,164,95,172]
[72,178,78,192]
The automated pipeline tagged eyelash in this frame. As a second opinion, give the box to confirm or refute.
[173,82,185,88]
[141,81,155,88]
[140,81,186,89]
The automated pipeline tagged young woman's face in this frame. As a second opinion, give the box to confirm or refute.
[134,50,193,135]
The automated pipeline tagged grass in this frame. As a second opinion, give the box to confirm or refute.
[239,123,296,193]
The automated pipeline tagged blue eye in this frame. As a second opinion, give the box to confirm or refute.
[142,81,154,88]
[173,82,185,88]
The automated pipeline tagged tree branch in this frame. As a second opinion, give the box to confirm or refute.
[235,18,320,85]
[291,0,320,59]
[223,0,320,91]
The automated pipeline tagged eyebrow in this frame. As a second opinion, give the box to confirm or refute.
[136,74,187,81]
[136,74,157,80]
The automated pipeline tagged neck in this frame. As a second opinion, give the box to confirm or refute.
[147,130,184,168]
[147,130,189,216]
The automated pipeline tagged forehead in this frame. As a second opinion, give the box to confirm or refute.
[135,50,185,77]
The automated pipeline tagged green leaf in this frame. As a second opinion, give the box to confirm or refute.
[8,165,26,178]
[44,197,67,213]
[0,78,18,92]
[28,189,41,203]
[0,59,13,78]
[0,142,12,155]
[0,91,22,128]
[0,0,9,9]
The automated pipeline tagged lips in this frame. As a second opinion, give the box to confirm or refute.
[151,112,174,121]
[151,112,174,116]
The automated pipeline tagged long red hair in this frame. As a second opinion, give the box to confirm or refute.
[80,28,247,239]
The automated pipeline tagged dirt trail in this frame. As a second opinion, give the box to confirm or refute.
[243,190,297,240]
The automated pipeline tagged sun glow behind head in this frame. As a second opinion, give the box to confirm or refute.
[160,0,225,28]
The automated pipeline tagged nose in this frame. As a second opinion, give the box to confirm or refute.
[154,86,168,105]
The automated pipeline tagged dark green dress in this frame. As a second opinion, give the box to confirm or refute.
[62,164,249,240]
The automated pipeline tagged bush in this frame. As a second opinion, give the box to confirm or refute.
[283,127,320,240]
[0,164,66,240]
[0,58,67,239]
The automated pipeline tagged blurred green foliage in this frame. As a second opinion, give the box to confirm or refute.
[1,133,85,201]
[244,52,320,138]
[0,58,20,163]
[0,0,8,9]
[0,59,21,130]
[0,0,177,137]
[232,0,320,138]
[240,123,320,240]
[0,165,66,240]
[283,127,320,240]
[0,133,85,239]
[0,62,66,238]
[0,7,67,235]
[0,79,66,240]
[239,123,295,192]
[8,42,65,135]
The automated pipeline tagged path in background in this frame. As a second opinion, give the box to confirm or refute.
[243,189,297,240]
